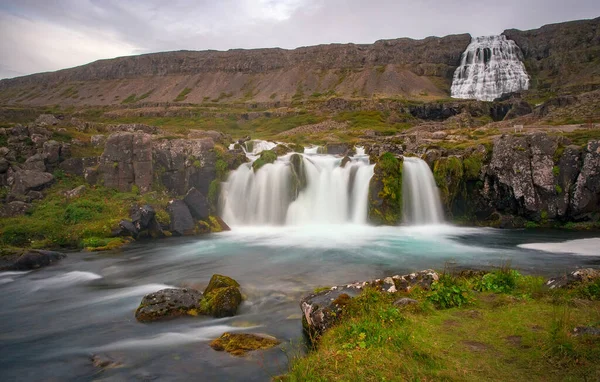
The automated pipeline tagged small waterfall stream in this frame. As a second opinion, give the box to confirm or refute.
[402,157,444,225]
[220,146,375,226]
[451,35,529,101]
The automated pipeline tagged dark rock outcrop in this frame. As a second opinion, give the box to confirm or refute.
[8,250,66,270]
[546,268,600,290]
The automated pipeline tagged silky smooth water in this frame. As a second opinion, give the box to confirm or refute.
[403,157,444,224]
[1,226,599,381]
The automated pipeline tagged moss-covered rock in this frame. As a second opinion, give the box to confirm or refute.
[368,152,403,225]
[204,274,240,294]
[252,150,277,171]
[135,288,203,322]
[200,286,243,318]
[209,332,280,356]
[433,156,464,211]
[272,144,292,156]
[289,153,307,201]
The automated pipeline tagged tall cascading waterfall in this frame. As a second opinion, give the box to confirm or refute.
[402,157,444,225]
[451,35,529,102]
[220,145,375,226]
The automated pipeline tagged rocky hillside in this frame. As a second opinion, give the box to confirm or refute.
[0,34,470,106]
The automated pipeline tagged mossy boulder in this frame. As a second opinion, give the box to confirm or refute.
[368,152,403,225]
[135,288,203,322]
[289,153,307,200]
[272,144,292,156]
[199,274,243,317]
[200,286,243,318]
[209,332,280,356]
[252,150,277,171]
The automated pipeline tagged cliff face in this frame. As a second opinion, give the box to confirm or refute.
[504,17,600,95]
[0,35,471,105]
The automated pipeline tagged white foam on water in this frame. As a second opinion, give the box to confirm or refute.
[91,283,175,303]
[30,271,103,291]
[0,271,31,277]
[92,325,258,351]
[518,238,600,256]
[0,278,14,285]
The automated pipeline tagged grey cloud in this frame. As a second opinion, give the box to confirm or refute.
[0,0,599,79]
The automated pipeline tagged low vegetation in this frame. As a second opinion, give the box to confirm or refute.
[285,268,600,381]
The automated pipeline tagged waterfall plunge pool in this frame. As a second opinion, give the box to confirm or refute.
[1,225,599,381]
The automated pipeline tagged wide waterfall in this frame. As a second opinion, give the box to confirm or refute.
[402,157,444,225]
[220,146,375,226]
[451,35,529,102]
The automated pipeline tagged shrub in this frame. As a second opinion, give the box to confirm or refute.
[475,269,522,293]
[428,274,473,309]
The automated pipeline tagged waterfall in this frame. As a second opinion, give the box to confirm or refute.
[402,157,444,225]
[220,147,374,226]
[451,35,529,102]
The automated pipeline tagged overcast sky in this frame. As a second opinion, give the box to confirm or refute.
[0,0,598,79]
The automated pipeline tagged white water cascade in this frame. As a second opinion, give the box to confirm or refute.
[402,157,444,225]
[220,146,375,226]
[451,35,530,102]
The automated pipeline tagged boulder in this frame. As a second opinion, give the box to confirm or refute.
[23,154,46,172]
[135,288,203,322]
[9,250,66,270]
[167,200,195,236]
[131,204,156,231]
[43,140,62,166]
[209,333,280,356]
[571,141,600,218]
[0,201,32,217]
[201,274,242,318]
[11,170,54,195]
[325,143,350,156]
[35,114,59,126]
[118,220,139,238]
[183,187,210,220]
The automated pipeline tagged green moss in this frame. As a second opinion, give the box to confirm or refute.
[463,155,483,180]
[433,156,464,210]
[368,153,402,225]
[210,332,280,356]
[552,166,560,177]
[207,179,220,213]
[555,185,563,194]
[215,159,228,180]
[252,150,277,171]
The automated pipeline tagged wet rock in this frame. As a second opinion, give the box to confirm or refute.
[205,274,240,294]
[135,288,203,322]
[368,153,403,225]
[183,187,209,221]
[546,268,600,289]
[201,274,242,318]
[90,354,122,370]
[9,250,66,270]
[11,170,54,195]
[0,201,32,217]
[325,143,350,156]
[209,333,280,356]
[201,286,243,318]
[167,200,195,236]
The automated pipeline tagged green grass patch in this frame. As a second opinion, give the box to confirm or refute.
[174,87,192,102]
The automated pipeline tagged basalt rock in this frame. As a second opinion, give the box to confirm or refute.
[131,204,156,231]
[11,170,54,195]
[99,132,153,193]
[167,199,195,236]
[201,274,243,318]
[183,187,210,221]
